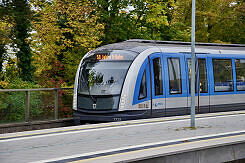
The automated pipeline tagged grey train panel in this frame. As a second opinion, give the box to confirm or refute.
[210,94,245,105]
[187,96,209,107]
[210,94,245,112]
[166,97,188,108]
[165,97,188,116]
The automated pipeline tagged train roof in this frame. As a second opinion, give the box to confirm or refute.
[93,39,245,56]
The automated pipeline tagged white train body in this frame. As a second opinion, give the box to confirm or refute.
[73,40,245,122]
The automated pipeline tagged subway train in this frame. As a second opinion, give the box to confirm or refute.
[73,39,245,124]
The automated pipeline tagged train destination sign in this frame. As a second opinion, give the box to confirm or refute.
[96,54,124,60]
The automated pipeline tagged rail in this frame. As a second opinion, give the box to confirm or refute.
[0,88,73,123]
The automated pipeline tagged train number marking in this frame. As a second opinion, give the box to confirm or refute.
[113,118,121,121]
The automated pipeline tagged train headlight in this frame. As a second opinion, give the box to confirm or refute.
[73,92,77,110]
[120,95,126,108]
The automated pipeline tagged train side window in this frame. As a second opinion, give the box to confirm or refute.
[138,70,147,100]
[187,58,208,93]
[235,59,245,91]
[168,58,182,94]
[153,57,163,95]
[213,59,233,92]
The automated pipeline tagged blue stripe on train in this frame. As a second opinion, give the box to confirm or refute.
[133,52,245,105]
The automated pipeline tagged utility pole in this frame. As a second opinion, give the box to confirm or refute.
[191,0,196,127]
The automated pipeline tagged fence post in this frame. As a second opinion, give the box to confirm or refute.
[54,89,59,119]
[25,91,30,122]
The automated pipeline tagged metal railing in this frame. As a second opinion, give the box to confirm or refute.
[0,88,73,123]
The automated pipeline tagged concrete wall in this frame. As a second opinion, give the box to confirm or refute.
[132,143,245,163]
[0,118,73,133]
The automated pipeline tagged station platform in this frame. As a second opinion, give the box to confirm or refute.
[1,110,245,163]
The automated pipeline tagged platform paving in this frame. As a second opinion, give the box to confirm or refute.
[1,111,245,163]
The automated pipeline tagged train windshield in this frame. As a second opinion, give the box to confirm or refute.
[78,61,131,96]
[77,50,137,110]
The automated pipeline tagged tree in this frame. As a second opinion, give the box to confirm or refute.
[0,18,12,75]
[172,0,245,44]
[0,1,13,77]
[31,0,104,87]
[96,0,176,44]
[130,0,173,40]
[0,0,34,81]
[95,0,134,44]
[13,0,34,81]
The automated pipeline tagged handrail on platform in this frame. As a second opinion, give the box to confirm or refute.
[0,88,74,122]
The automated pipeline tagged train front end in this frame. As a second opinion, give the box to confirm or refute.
[73,50,137,123]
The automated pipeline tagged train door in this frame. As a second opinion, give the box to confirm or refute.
[163,53,188,116]
[149,53,166,117]
[209,56,235,112]
[186,54,210,113]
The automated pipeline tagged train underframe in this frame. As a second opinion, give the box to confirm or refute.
[73,103,245,125]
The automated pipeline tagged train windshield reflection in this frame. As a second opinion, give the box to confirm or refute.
[78,61,131,95]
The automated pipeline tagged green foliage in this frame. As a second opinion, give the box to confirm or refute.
[0,57,42,123]
[0,18,12,74]
[0,91,25,123]
[173,0,245,44]
[13,0,34,81]
[1,58,19,84]
[96,0,176,44]
[0,76,41,123]
[31,0,104,87]
[1,0,243,89]
[0,0,34,81]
